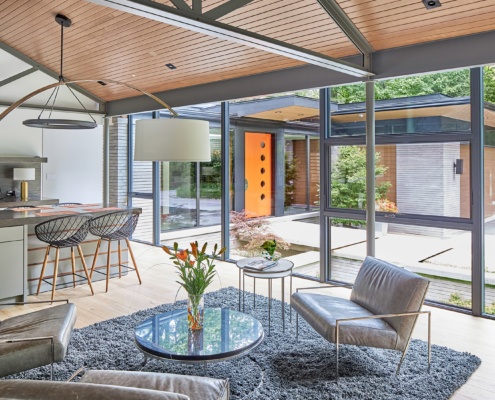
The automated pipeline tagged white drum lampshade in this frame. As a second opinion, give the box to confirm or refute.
[13,168,36,201]
[134,119,211,162]
[13,168,36,181]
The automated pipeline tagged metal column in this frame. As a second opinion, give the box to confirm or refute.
[365,80,375,257]
[319,87,330,282]
[103,116,110,206]
[221,101,230,258]
[470,67,485,316]
[152,111,161,246]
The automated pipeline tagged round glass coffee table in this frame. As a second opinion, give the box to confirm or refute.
[134,308,264,372]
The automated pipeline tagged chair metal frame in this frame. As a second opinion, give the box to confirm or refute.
[35,215,95,300]
[0,299,70,380]
[89,210,142,292]
[293,284,431,378]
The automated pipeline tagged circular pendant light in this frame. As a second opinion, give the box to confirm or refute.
[22,119,98,129]
[21,14,98,130]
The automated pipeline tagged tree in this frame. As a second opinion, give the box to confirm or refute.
[329,66,495,104]
[284,152,298,208]
[331,146,390,226]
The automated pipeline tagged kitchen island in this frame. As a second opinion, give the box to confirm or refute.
[0,204,141,303]
[0,196,58,209]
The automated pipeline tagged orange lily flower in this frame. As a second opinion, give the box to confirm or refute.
[190,242,198,258]
[176,249,188,261]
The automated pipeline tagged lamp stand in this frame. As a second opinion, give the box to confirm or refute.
[20,181,29,201]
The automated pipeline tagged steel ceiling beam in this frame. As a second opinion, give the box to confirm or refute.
[0,42,105,109]
[204,0,256,20]
[169,0,190,12]
[316,0,374,68]
[0,67,37,88]
[87,0,373,78]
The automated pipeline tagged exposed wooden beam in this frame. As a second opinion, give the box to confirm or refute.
[203,0,255,21]
[86,0,373,78]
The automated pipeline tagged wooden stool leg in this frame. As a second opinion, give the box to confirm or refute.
[70,247,76,288]
[106,239,112,292]
[77,245,94,295]
[51,248,60,301]
[118,240,122,279]
[36,246,51,295]
[125,238,142,284]
[90,239,102,280]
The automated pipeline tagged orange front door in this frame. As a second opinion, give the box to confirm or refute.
[245,132,272,217]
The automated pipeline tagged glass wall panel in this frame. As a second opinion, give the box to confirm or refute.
[161,160,197,231]
[375,142,470,218]
[484,66,495,315]
[328,217,367,284]
[331,70,471,137]
[130,113,153,193]
[329,145,367,211]
[199,128,221,226]
[228,92,320,276]
[158,104,221,246]
[131,197,154,243]
[375,224,472,309]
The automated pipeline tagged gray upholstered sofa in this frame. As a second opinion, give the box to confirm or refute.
[0,370,229,400]
[291,256,431,376]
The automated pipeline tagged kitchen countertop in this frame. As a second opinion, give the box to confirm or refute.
[0,204,141,228]
[0,197,59,207]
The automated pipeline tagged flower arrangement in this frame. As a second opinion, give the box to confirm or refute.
[163,242,225,330]
[163,241,226,296]
[260,239,277,256]
[375,198,398,213]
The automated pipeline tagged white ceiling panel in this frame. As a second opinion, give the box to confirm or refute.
[0,49,32,81]
[0,70,99,111]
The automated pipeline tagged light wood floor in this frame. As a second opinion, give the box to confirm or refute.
[1,242,494,399]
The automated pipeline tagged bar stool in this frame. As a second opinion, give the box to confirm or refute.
[89,210,142,292]
[35,214,95,301]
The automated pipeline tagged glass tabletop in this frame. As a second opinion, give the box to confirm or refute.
[134,308,264,362]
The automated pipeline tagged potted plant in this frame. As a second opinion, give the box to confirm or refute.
[260,239,281,261]
[163,242,225,330]
[375,198,398,235]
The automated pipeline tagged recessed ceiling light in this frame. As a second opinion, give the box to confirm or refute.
[422,0,441,10]
[166,63,177,70]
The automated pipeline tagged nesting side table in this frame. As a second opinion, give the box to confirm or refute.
[236,257,294,335]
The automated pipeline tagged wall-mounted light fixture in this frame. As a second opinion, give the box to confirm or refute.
[454,159,464,175]
[422,0,442,10]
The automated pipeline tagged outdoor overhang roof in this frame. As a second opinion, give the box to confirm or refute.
[229,95,320,122]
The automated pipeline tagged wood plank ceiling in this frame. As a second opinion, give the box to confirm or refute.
[1,0,495,104]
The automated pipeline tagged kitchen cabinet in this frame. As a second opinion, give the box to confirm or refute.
[0,226,26,302]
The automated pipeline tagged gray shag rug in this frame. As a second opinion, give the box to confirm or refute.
[9,287,480,399]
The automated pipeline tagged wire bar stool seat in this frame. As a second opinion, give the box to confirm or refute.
[35,214,95,300]
[89,210,142,292]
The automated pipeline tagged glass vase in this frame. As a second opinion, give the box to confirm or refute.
[187,294,204,331]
